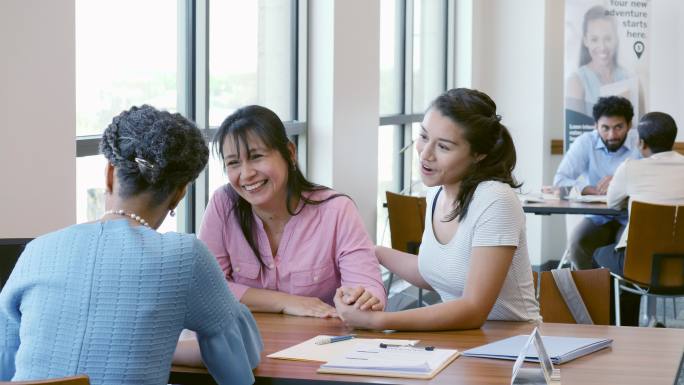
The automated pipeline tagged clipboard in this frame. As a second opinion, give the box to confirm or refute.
[317,343,460,379]
[267,335,419,363]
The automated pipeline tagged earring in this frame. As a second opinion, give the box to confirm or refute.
[169,209,176,217]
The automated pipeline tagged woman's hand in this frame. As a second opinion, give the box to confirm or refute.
[281,295,338,318]
[338,286,384,311]
[333,288,383,329]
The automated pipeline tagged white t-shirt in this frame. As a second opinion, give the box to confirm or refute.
[417,181,540,321]
[607,151,684,249]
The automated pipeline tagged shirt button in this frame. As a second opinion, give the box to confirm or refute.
[235,267,241,272]
[313,276,319,282]
[268,263,275,269]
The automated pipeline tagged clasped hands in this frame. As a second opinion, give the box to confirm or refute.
[282,286,383,319]
[332,286,383,329]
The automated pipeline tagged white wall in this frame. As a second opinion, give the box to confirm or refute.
[308,0,380,237]
[649,0,684,141]
[0,0,76,238]
[466,0,557,265]
[542,0,570,264]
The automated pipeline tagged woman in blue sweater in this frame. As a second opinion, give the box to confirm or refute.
[0,105,262,384]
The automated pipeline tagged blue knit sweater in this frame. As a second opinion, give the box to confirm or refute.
[0,219,262,385]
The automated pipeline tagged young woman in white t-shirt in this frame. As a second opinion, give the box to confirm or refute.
[334,88,540,331]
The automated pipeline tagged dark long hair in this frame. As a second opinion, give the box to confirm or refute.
[579,5,619,67]
[213,105,344,265]
[430,88,521,222]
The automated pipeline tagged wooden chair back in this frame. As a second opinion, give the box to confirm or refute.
[385,192,426,254]
[535,268,610,325]
[0,375,90,385]
[624,201,684,288]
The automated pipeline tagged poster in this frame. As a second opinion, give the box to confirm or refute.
[564,0,650,149]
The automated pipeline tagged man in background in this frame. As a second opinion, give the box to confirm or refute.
[554,96,640,270]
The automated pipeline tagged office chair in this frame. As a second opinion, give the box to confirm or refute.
[534,268,610,325]
[385,191,427,307]
[0,238,32,288]
[612,201,684,326]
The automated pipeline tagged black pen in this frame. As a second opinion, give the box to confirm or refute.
[379,342,435,351]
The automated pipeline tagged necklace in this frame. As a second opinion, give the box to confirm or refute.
[104,209,150,227]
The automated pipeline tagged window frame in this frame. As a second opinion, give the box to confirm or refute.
[75,0,307,234]
[378,0,455,195]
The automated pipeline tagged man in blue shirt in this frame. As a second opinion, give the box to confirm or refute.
[554,96,640,270]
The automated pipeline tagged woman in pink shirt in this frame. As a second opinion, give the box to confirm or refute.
[199,105,386,318]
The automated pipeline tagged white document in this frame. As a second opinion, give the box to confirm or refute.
[320,343,459,376]
[518,194,546,204]
[267,336,419,363]
[571,195,607,203]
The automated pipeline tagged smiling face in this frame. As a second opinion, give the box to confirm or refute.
[415,108,481,189]
[222,131,294,211]
[583,18,617,68]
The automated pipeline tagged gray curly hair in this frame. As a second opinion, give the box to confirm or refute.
[100,105,209,204]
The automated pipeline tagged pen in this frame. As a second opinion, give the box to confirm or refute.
[315,334,356,345]
[379,342,435,351]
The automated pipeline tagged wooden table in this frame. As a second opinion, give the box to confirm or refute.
[522,199,623,216]
[170,313,684,385]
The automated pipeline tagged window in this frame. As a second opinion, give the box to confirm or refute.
[75,1,178,137]
[377,0,451,244]
[75,0,306,234]
[208,0,296,126]
[206,0,301,196]
[75,0,178,232]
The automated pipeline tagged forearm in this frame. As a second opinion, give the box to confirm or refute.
[375,246,432,290]
[339,252,388,307]
[553,139,588,191]
[606,165,628,209]
[240,287,293,313]
[372,299,486,331]
[606,196,627,209]
[606,188,627,209]
[553,163,581,188]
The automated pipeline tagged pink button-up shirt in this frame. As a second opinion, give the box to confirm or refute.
[199,187,386,306]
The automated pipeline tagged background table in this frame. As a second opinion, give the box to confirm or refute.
[170,313,684,385]
[522,199,623,216]
[521,199,625,268]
